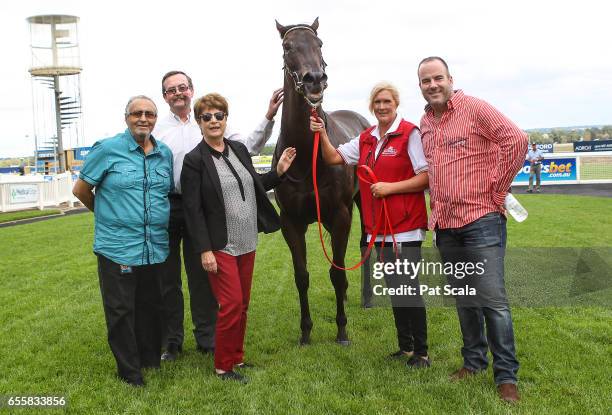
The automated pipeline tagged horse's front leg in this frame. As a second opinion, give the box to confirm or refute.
[280,212,312,345]
[328,205,352,346]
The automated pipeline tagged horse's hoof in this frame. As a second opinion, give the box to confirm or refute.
[336,339,351,347]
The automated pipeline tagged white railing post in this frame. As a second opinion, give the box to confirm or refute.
[38,182,44,210]
[0,184,6,213]
[66,173,74,207]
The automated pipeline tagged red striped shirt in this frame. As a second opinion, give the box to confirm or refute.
[420,90,528,230]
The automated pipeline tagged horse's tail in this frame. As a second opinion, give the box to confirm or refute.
[352,185,367,250]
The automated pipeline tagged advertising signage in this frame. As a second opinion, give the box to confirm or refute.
[573,139,612,152]
[74,146,92,160]
[534,143,553,153]
[514,157,577,183]
[10,184,39,204]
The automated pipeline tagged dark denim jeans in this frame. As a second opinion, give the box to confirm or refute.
[436,212,519,385]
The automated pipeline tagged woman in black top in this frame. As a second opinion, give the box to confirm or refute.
[181,93,295,383]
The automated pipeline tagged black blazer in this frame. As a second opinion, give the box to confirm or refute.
[181,139,282,254]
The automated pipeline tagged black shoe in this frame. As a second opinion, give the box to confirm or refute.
[196,345,215,355]
[526,189,533,193]
[161,343,181,361]
[119,375,145,387]
[234,362,255,369]
[388,350,413,360]
[406,355,431,369]
[216,371,249,384]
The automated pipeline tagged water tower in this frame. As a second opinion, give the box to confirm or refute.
[27,15,84,174]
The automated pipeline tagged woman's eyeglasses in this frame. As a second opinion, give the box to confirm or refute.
[198,112,226,122]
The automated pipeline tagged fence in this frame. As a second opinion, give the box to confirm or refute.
[512,152,612,185]
[1,151,610,213]
[0,172,76,212]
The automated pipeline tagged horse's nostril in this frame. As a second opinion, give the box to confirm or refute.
[303,71,327,85]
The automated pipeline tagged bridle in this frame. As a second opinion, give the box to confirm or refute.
[282,26,327,108]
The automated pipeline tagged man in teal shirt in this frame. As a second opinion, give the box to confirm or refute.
[73,95,173,387]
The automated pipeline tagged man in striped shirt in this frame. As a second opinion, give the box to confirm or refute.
[418,56,527,404]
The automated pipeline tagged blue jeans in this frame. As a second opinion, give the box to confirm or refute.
[436,212,519,385]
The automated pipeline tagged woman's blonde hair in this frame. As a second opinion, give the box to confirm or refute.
[368,82,400,113]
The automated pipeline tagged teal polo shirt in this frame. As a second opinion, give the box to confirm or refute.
[80,129,174,266]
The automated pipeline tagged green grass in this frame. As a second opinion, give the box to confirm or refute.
[0,194,610,414]
[0,209,61,224]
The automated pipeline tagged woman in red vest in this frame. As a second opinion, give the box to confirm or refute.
[310,82,431,368]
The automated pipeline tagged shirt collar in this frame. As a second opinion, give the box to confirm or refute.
[371,113,403,140]
[124,129,160,154]
[207,139,229,159]
[170,111,194,125]
[424,89,465,113]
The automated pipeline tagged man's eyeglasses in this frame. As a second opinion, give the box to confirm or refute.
[198,112,226,122]
[164,84,190,96]
[128,111,157,120]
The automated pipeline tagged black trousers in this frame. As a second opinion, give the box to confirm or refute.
[160,196,217,349]
[376,241,429,356]
[97,254,163,383]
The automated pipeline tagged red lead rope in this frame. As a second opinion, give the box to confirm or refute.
[311,108,397,271]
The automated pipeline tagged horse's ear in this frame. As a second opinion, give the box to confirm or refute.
[310,17,319,33]
[276,20,288,38]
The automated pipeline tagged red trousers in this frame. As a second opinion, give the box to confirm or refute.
[207,250,256,371]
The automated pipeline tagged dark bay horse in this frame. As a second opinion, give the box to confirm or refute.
[272,18,369,345]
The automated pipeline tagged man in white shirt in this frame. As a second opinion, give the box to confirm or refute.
[526,143,544,193]
[154,70,283,361]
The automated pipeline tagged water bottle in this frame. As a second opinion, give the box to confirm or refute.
[504,193,528,222]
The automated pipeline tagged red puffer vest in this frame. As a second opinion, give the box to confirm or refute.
[358,119,428,235]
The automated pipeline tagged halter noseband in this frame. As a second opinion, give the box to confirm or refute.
[282,26,327,108]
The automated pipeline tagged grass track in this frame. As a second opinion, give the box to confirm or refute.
[0,194,610,414]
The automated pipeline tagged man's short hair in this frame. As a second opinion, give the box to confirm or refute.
[124,95,157,115]
[161,70,194,94]
[193,93,229,120]
[417,56,450,76]
[368,81,400,113]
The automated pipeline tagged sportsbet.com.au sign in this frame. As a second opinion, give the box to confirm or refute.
[9,184,39,204]
[513,157,577,183]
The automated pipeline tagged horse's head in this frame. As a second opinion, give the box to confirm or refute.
[276,17,327,108]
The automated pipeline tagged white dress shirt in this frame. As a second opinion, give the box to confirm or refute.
[336,114,428,243]
[153,113,274,193]
[527,148,544,164]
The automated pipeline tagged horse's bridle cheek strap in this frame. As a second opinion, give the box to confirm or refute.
[285,67,304,94]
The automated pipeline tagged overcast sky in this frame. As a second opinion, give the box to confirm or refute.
[1,0,610,157]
